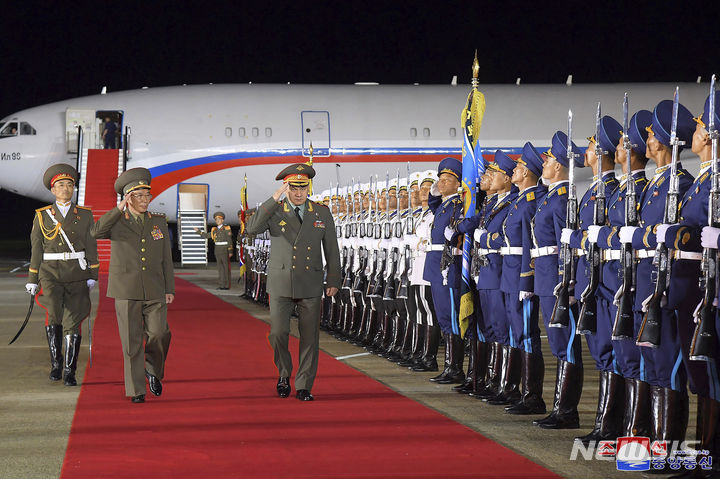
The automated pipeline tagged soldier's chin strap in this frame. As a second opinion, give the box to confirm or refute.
[44,209,87,270]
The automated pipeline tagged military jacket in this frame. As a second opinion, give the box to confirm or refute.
[423,193,463,288]
[568,173,619,300]
[409,207,433,286]
[531,181,569,296]
[92,207,174,300]
[29,202,99,284]
[246,197,341,298]
[628,163,694,310]
[474,191,517,290]
[489,185,546,294]
[200,224,233,255]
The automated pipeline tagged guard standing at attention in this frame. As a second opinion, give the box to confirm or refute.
[245,163,341,401]
[92,167,174,403]
[195,212,234,289]
[27,164,100,386]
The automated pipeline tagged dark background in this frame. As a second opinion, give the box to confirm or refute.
[2,1,719,258]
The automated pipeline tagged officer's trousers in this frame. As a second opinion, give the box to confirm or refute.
[114,298,171,397]
[478,289,505,344]
[634,308,686,391]
[216,249,231,288]
[606,300,642,380]
[429,281,457,334]
[583,297,617,373]
[504,292,541,354]
[39,279,91,335]
[539,295,581,365]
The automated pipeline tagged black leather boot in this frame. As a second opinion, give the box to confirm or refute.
[433,334,465,384]
[538,360,582,429]
[384,314,405,361]
[453,337,477,394]
[650,384,664,442]
[63,334,81,386]
[412,324,439,372]
[533,360,563,426]
[661,388,688,445]
[381,313,399,358]
[623,378,652,437]
[430,333,452,382]
[361,308,378,347]
[471,342,501,399]
[575,371,625,443]
[470,340,489,395]
[486,346,521,405]
[398,322,419,367]
[46,325,63,381]
[505,351,545,414]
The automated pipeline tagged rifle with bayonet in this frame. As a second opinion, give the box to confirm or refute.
[383,171,400,300]
[551,109,579,328]
[577,103,606,335]
[372,175,389,297]
[637,87,683,348]
[398,167,412,300]
[342,180,356,291]
[613,93,639,340]
[690,75,720,361]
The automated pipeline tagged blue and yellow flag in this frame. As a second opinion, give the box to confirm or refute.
[456,87,486,339]
[238,174,248,277]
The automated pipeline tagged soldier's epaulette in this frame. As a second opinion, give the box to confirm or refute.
[224,225,231,230]
[76,205,92,211]
[604,177,616,185]
[525,191,535,202]
[36,205,52,212]
[699,171,710,183]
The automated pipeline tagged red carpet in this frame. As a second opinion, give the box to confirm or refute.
[60,277,560,478]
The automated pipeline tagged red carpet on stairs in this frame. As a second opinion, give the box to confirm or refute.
[60,277,560,478]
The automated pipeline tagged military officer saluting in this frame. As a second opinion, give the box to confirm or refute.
[246,163,341,401]
[195,212,234,290]
[92,168,174,403]
[27,164,100,386]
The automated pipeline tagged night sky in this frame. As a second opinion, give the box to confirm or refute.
[1,1,719,249]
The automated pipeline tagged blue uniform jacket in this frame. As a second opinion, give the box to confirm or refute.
[595,171,649,299]
[629,163,694,310]
[474,191,518,290]
[423,193,464,288]
[489,185,546,294]
[532,181,568,296]
[568,173,619,300]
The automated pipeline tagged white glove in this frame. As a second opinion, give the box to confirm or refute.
[25,283,38,295]
[560,228,573,245]
[473,228,487,243]
[619,226,639,244]
[430,182,440,197]
[655,224,671,244]
[587,225,602,244]
[519,291,534,301]
[701,226,720,249]
[86,279,96,290]
[444,226,454,241]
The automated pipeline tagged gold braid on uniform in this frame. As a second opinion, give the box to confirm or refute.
[36,210,60,240]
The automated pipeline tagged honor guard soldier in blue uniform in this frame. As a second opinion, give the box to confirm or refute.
[481,143,546,405]
[469,152,518,399]
[592,110,652,438]
[28,164,100,386]
[425,158,466,384]
[658,94,720,471]
[619,98,695,444]
[451,168,495,394]
[561,115,621,435]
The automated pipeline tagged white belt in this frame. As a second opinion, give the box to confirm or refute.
[636,249,655,259]
[530,246,558,258]
[673,250,702,261]
[427,244,462,255]
[602,250,622,261]
[43,251,86,261]
[573,249,585,257]
[500,246,523,256]
[215,241,229,245]
[477,248,499,255]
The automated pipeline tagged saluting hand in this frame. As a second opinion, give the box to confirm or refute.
[273,183,289,201]
[118,193,129,211]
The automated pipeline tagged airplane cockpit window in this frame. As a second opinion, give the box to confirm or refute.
[20,122,37,135]
[0,121,18,137]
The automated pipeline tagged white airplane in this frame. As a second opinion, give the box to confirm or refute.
[0,81,711,225]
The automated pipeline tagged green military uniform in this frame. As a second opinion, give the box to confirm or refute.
[29,164,99,385]
[92,168,174,400]
[198,211,233,289]
[246,163,341,395]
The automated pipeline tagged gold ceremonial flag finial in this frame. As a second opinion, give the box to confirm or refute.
[471,50,479,89]
[307,142,314,166]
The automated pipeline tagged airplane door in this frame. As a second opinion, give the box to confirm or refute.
[65,109,97,153]
[301,111,330,156]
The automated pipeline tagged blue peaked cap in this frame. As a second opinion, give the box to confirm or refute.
[518,142,543,177]
[596,115,623,155]
[549,131,585,169]
[627,110,653,155]
[491,150,516,176]
[437,157,462,181]
[651,99,694,150]
[696,93,720,131]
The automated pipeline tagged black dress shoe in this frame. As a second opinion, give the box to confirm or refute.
[277,377,290,398]
[145,370,163,396]
[296,389,314,401]
[131,395,145,403]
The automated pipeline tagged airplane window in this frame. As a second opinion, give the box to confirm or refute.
[252,127,259,137]
[20,122,36,135]
[0,122,18,137]
[265,127,272,137]
[225,127,232,137]
[449,128,456,137]
[410,128,417,138]
[423,128,430,137]
[239,127,246,137]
